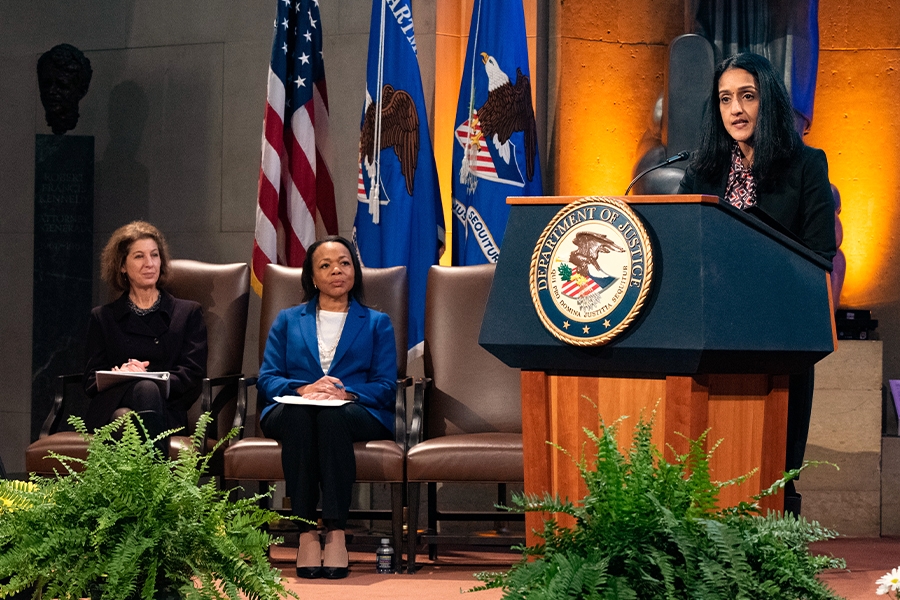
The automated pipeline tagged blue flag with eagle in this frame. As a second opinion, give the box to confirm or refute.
[451,0,542,265]
[353,0,444,361]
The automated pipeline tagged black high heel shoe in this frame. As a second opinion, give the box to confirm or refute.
[296,566,324,579]
[321,566,349,579]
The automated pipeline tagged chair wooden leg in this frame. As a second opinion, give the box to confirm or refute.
[258,480,272,509]
[407,482,420,574]
[427,482,438,560]
[390,482,403,573]
[495,483,509,533]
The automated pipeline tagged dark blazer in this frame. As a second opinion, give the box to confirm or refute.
[678,144,837,262]
[83,290,208,431]
[257,297,397,433]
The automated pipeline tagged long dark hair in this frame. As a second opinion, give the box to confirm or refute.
[300,235,365,305]
[690,52,801,183]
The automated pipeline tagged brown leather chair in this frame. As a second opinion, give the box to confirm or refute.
[223,263,409,572]
[405,264,524,573]
[25,260,250,475]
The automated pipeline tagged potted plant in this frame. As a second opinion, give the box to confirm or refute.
[0,412,295,600]
[472,409,847,600]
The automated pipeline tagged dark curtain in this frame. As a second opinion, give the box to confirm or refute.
[693,0,819,132]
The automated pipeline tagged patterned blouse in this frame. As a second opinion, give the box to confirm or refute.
[723,142,757,209]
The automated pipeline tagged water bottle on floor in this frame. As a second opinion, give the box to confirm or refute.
[375,538,394,574]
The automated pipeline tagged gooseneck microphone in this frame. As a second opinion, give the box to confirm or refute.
[624,151,690,195]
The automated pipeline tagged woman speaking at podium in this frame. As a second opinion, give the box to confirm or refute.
[678,52,837,514]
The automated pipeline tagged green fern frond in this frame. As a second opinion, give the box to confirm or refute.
[0,412,296,600]
[0,479,40,513]
[467,404,847,600]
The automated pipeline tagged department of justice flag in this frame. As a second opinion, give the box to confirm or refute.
[353,0,444,360]
[451,0,542,266]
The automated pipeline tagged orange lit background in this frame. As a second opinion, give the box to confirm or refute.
[552,0,682,196]
[430,0,900,354]
[806,2,900,309]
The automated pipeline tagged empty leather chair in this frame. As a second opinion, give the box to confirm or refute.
[406,264,524,573]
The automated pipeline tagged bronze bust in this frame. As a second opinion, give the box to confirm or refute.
[37,44,93,135]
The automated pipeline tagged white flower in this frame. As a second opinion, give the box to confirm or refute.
[876,567,900,595]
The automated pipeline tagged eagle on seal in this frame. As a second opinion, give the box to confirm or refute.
[477,52,538,181]
[568,231,624,290]
[360,84,419,196]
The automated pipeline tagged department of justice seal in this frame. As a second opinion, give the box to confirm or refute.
[529,196,654,346]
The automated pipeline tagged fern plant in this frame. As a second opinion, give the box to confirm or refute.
[0,412,295,600]
[472,411,847,600]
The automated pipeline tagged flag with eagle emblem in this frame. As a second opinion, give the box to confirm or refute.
[353,0,444,361]
[451,0,542,266]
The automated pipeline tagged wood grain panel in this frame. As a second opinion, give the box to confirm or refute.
[706,375,772,510]
[664,375,709,461]
[521,370,553,536]
[522,372,789,541]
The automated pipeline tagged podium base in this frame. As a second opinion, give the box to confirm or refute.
[521,371,788,540]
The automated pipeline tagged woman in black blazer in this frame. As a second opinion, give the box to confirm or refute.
[83,221,207,456]
[679,53,837,515]
[678,52,836,261]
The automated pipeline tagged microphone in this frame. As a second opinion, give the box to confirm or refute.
[624,151,690,195]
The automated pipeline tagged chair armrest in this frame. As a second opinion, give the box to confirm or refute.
[39,373,83,438]
[201,373,244,418]
[231,375,259,441]
[394,376,412,448]
[197,373,244,454]
[408,376,431,448]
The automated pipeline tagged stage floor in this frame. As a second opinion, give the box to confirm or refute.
[270,537,898,600]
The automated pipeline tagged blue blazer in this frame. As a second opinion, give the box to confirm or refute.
[257,297,397,433]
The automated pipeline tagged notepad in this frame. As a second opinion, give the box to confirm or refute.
[95,370,171,396]
[274,396,351,407]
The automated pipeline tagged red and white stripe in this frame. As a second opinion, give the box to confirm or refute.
[252,69,337,295]
[455,111,499,178]
[357,159,367,200]
[561,278,600,298]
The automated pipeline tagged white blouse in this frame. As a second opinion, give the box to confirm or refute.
[317,309,347,373]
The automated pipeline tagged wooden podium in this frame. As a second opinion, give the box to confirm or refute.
[479,195,836,536]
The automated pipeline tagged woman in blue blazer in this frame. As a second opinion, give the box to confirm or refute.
[257,236,397,580]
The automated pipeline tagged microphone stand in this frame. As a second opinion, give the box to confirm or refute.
[624,151,690,195]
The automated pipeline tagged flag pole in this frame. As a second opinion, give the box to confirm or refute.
[369,0,388,225]
[461,0,483,195]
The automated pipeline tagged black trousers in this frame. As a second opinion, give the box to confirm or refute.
[118,379,169,458]
[786,366,815,474]
[260,402,391,530]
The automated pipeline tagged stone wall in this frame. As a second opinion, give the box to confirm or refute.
[802,340,883,537]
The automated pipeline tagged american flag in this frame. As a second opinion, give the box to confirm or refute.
[253,0,338,295]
